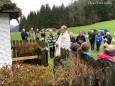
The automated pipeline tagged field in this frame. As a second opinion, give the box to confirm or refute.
[68,20,115,36]
[11,20,115,68]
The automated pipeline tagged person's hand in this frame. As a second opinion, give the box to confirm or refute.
[55,43,59,47]
[70,42,72,45]
[112,56,115,61]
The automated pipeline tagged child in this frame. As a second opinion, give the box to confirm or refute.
[77,42,96,62]
[95,32,103,51]
[70,43,80,57]
[97,43,115,65]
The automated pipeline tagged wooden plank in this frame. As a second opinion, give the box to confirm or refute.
[12,55,39,61]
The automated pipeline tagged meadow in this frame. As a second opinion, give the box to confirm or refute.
[11,20,115,68]
[68,20,115,36]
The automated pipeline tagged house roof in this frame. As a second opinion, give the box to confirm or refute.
[0,0,21,19]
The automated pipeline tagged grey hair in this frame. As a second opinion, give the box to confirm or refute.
[61,25,67,29]
[22,28,25,30]
[49,29,53,32]
[90,30,94,33]
[106,32,110,35]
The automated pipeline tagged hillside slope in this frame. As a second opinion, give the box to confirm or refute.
[68,20,115,35]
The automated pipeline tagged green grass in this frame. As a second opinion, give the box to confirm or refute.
[11,32,21,40]
[68,20,115,36]
[11,20,115,68]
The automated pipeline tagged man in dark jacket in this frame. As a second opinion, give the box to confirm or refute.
[103,32,112,44]
[76,31,86,45]
[21,29,28,41]
[89,30,95,50]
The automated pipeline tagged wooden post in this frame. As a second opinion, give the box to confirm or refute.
[33,40,35,43]
[12,40,16,57]
[20,40,23,44]
[41,49,48,66]
[16,40,19,57]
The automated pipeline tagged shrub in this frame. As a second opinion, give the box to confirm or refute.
[15,43,41,57]
[0,63,53,86]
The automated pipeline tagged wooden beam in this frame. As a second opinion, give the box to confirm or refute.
[12,55,39,61]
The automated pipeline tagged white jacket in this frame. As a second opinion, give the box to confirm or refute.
[55,31,70,56]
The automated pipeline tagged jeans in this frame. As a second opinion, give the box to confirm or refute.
[50,47,55,58]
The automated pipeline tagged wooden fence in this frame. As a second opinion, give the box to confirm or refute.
[11,40,48,66]
[53,49,115,86]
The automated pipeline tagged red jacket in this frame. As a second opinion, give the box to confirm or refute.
[97,53,112,61]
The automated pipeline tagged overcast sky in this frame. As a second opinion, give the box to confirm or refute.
[11,0,71,17]
[10,0,71,25]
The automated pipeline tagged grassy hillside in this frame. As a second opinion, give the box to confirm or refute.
[68,20,115,36]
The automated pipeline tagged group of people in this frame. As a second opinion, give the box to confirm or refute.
[21,28,46,42]
[89,30,112,51]
[47,25,70,58]
[21,25,114,65]
[69,30,112,52]
[76,41,115,66]
[47,25,115,66]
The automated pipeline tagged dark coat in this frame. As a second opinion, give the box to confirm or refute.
[76,35,86,45]
[89,34,95,43]
[70,37,76,43]
[41,32,46,38]
[21,32,28,40]
[103,35,112,44]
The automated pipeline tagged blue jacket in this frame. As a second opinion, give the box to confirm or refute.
[83,52,96,62]
[95,35,103,44]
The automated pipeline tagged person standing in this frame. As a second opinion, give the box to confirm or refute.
[47,30,56,58]
[41,29,46,41]
[28,28,35,40]
[82,30,86,37]
[103,32,112,44]
[76,31,86,45]
[95,32,103,51]
[55,25,71,57]
[21,29,28,41]
[35,29,41,42]
[70,32,76,43]
[88,30,95,50]
[56,30,61,41]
